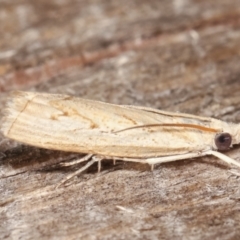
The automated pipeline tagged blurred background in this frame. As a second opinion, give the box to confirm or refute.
[0,0,240,120]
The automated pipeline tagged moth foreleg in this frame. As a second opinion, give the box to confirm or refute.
[205,150,240,168]
[145,150,240,169]
[145,152,206,167]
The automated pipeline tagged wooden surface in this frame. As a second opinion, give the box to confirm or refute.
[1,0,240,239]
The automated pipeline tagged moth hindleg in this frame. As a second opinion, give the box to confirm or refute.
[59,154,93,167]
[56,155,103,188]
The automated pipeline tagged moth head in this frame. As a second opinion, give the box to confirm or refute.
[216,123,240,150]
[214,132,232,151]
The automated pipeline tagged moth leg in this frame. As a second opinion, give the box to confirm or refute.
[205,150,240,168]
[59,154,93,167]
[98,159,101,173]
[145,152,207,165]
[110,156,156,170]
[151,164,155,171]
[145,150,240,169]
[56,155,102,188]
[108,154,204,165]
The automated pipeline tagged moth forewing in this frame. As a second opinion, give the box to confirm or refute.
[1,91,216,156]
[1,91,240,174]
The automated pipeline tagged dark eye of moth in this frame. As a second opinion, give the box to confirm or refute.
[214,132,232,151]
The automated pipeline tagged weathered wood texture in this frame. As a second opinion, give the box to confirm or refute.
[1,0,240,239]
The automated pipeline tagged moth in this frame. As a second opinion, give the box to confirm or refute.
[1,91,240,185]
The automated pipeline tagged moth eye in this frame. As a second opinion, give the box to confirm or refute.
[214,132,232,151]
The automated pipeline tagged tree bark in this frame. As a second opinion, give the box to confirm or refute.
[1,0,240,239]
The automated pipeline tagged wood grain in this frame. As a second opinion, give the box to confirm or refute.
[1,0,240,239]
